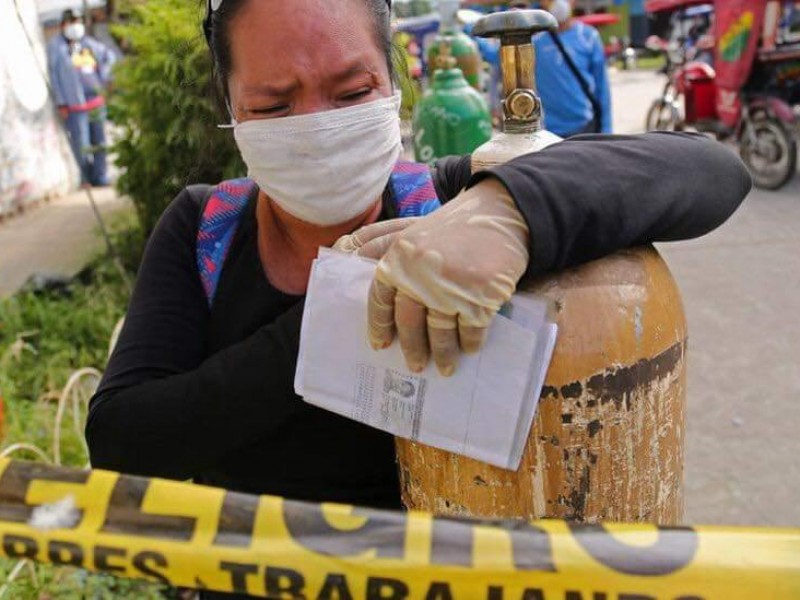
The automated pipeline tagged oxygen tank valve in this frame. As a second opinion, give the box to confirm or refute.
[472,10,558,132]
[437,0,461,30]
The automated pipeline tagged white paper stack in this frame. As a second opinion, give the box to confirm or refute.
[295,249,558,471]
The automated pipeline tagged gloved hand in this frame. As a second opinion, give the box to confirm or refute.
[333,217,421,260]
[368,178,529,376]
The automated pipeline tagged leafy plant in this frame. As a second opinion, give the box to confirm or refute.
[109,0,244,236]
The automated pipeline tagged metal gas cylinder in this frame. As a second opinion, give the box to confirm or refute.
[396,10,688,525]
[412,44,492,164]
[426,0,483,90]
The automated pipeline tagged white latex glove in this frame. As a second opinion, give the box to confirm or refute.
[333,217,421,260]
[368,178,529,376]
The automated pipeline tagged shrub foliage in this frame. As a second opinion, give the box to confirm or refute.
[110,0,244,235]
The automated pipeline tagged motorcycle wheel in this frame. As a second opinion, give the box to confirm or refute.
[645,99,680,132]
[740,116,798,190]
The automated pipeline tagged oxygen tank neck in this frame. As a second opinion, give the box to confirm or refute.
[472,10,558,134]
[435,40,458,71]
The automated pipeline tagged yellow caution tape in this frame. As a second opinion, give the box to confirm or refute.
[0,458,797,599]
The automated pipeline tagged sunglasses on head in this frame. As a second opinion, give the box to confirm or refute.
[203,0,392,46]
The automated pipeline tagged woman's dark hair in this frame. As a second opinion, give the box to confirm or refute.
[204,0,395,109]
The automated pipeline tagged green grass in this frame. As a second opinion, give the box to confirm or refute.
[0,212,175,598]
[635,54,668,71]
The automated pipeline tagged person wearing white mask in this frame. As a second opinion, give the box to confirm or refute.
[46,9,116,186]
[86,0,749,571]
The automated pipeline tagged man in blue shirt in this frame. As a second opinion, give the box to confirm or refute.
[47,9,116,187]
[532,0,612,137]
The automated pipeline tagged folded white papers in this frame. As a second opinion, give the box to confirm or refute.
[295,249,558,470]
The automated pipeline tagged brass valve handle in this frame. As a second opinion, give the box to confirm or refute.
[472,10,558,125]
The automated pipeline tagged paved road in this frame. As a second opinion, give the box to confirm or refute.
[0,188,129,297]
[610,68,667,135]
[610,68,800,526]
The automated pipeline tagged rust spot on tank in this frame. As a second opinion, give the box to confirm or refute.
[473,476,488,487]
[561,413,573,424]
[586,342,683,409]
[588,452,598,465]
[550,436,560,446]
[561,381,583,398]
[587,420,603,438]
[569,465,591,521]
[541,385,559,400]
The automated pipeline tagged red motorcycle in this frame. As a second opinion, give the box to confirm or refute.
[645,0,799,190]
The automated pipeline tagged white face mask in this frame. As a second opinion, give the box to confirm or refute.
[550,0,573,24]
[232,93,403,226]
[64,23,85,41]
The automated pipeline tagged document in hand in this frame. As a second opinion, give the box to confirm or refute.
[295,249,558,471]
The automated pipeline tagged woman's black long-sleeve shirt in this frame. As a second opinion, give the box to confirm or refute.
[86,133,751,509]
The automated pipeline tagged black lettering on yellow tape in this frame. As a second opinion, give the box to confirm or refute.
[366,576,409,599]
[318,574,354,600]
[265,566,305,597]
[423,582,455,600]
[568,524,699,577]
[95,545,127,574]
[2,529,172,587]
[431,517,556,571]
[214,491,259,548]
[100,476,195,541]
[220,561,259,594]
[133,550,171,585]
[0,461,88,525]
[48,540,83,567]
[0,460,795,599]
[3,534,38,560]
[283,500,405,559]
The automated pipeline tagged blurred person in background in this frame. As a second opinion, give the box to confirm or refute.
[46,9,117,187]
[532,0,612,136]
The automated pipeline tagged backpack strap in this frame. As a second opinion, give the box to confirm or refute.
[197,161,441,307]
[196,178,257,306]
[390,160,441,217]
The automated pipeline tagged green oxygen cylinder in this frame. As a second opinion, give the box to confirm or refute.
[426,0,482,89]
[412,44,492,165]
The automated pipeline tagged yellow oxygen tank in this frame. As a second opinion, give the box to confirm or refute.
[395,10,688,525]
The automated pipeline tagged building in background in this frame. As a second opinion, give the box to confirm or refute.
[1,0,77,218]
